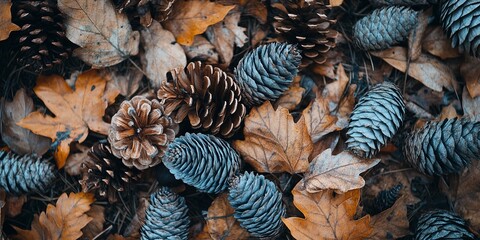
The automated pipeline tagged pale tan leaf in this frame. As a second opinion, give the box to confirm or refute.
[1,89,51,155]
[274,85,305,111]
[13,192,94,240]
[329,0,343,6]
[206,194,250,240]
[164,0,235,46]
[462,87,480,121]
[140,20,186,88]
[282,184,372,240]
[303,149,379,193]
[461,56,480,98]
[64,143,90,176]
[370,195,411,239]
[82,205,105,240]
[233,101,312,174]
[422,26,460,59]
[182,35,219,64]
[371,47,456,92]
[439,103,460,121]
[58,0,140,67]
[5,195,26,218]
[0,1,19,41]
[302,97,340,142]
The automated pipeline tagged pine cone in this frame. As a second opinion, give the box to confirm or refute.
[108,96,179,170]
[370,184,402,215]
[369,0,434,6]
[163,133,241,193]
[404,118,480,175]
[0,151,56,195]
[79,143,141,197]
[11,0,72,71]
[441,0,480,57]
[234,42,301,106]
[141,187,190,240]
[272,0,337,68]
[353,6,418,50]
[346,82,405,158]
[228,172,285,238]
[157,62,246,138]
[116,0,176,22]
[415,210,475,240]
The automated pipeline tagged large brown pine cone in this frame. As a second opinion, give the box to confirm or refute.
[108,96,179,170]
[11,0,73,71]
[157,61,246,138]
[272,0,337,68]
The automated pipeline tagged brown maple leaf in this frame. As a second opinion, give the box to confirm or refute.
[303,149,380,194]
[233,101,313,174]
[164,0,235,46]
[0,1,19,41]
[302,97,340,143]
[13,192,94,240]
[370,195,411,239]
[17,70,118,168]
[283,183,372,240]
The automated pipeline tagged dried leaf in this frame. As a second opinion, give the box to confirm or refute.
[17,70,116,169]
[239,0,267,24]
[439,103,459,120]
[233,101,313,174]
[0,1,19,41]
[329,0,343,6]
[422,26,460,59]
[81,205,105,240]
[5,195,26,218]
[462,87,480,121]
[205,11,247,65]
[182,35,219,64]
[1,89,51,156]
[164,0,235,46]
[282,184,372,240]
[123,197,149,238]
[64,143,90,177]
[461,56,480,98]
[408,10,428,62]
[205,194,250,239]
[371,47,456,92]
[302,97,340,143]
[274,85,305,111]
[370,195,410,239]
[140,20,186,88]
[303,149,380,193]
[58,0,140,67]
[107,234,127,240]
[103,67,143,99]
[13,192,94,240]
[0,189,5,235]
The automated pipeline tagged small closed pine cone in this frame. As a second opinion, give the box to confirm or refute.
[369,184,402,215]
[353,6,418,50]
[415,210,475,240]
[108,96,179,170]
[0,151,56,195]
[346,82,405,158]
[163,133,241,193]
[440,0,480,57]
[116,0,176,23]
[235,42,302,106]
[272,0,337,68]
[404,118,480,175]
[228,172,285,238]
[157,61,246,138]
[11,0,72,71]
[79,143,141,198]
[141,187,190,240]
[369,0,434,6]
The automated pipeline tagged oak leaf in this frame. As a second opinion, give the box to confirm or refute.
[140,20,186,88]
[17,70,117,168]
[0,1,19,41]
[371,47,456,92]
[13,192,94,240]
[1,89,51,156]
[164,0,235,46]
[370,195,411,239]
[302,97,340,143]
[234,101,313,174]
[303,149,379,193]
[283,183,372,240]
[205,194,250,239]
[58,0,140,67]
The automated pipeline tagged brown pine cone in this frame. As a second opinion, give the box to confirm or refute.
[157,61,246,138]
[272,0,337,68]
[116,0,176,23]
[108,96,179,170]
[80,143,141,198]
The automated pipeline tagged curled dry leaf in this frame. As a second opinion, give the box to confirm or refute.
[205,193,250,240]
[13,192,94,240]
[303,149,380,194]
[233,101,313,174]
[302,96,340,143]
[205,11,247,65]
[5,195,26,218]
[370,195,411,239]
[274,85,305,111]
[462,87,480,122]
[183,35,219,64]
[123,197,149,239]
[282,184,372,240]
[422,26,460,60]
[140,20,186,88]
[461,56,480,98]
[164,0,235,46]
[17,70,118,169]
[64,143,90,177]
[1,89,51,156]
[81,205,105,240]
[239,0,267,24]
[103,66,143,99]
[58,0,140,67]
[0,1,20,41]
[371,47,456,92]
